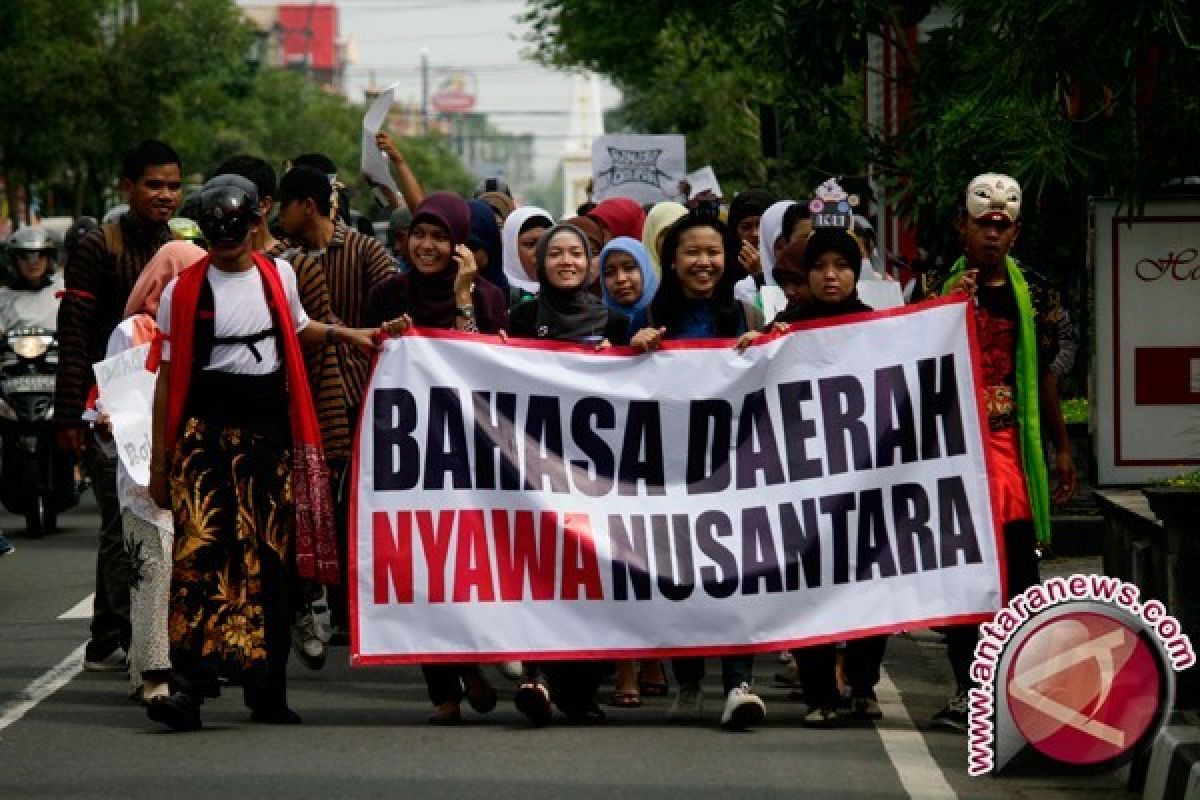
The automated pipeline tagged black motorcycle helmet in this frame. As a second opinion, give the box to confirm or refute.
[195,175,261,247]
[63,216,99,260]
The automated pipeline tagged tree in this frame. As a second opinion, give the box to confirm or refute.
[2,0,473,224]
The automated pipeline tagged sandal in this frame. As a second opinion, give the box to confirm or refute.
[611,690,643,708]
[428,702,463,725]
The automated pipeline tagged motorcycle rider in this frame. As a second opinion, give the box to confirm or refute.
[0,227,63,332]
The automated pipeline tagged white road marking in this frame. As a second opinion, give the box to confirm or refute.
[58,593,94,620]
[0,642,86,735]
[875,666,958,799]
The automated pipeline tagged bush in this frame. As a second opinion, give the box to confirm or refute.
[1061,397,1088,425]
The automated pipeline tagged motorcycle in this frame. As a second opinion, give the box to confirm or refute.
[0,324,82,536]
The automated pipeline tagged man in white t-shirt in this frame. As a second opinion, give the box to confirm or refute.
[144,175,401,732]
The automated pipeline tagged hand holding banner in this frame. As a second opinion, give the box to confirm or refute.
[352,298,1003,664]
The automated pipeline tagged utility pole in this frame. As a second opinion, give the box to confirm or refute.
[420,49,430,134]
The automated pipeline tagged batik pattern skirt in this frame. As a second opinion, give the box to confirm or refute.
[167,417,293,695]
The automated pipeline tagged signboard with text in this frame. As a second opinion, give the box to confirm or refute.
[1093,198,1200,484]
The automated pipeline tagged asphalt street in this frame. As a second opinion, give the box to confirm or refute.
[0,494,1131,800]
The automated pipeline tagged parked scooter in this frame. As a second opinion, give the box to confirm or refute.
[0,324,82,536]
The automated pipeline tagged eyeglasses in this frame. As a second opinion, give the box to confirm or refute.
[13,251,48,263]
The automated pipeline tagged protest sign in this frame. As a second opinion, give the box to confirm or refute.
[362,83,400,196]
[685,166,722,200]
[92,344,156,486]
[592,134,686,205]
[351,297,1003,665]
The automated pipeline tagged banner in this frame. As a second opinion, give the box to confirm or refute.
[591,134,686,205]
[92,344,156,487]
[351,297,1003,665]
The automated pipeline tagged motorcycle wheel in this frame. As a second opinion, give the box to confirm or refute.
[25,497,45,539]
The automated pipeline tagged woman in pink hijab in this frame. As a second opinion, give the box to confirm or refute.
[101,239,205,703]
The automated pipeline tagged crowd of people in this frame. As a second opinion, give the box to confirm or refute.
[0,135,1079,736]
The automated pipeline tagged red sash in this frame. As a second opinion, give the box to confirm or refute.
[164,252,339,584]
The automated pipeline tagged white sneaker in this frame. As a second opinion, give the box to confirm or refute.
[291,612,327,670]
[802,705,839,727]
[495,661,523,681]
[668,681,704,718]
[83,646,128,673]
[720,683,766,731]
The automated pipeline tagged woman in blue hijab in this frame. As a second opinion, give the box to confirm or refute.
[468,199,507,291]
[598,236,658,336]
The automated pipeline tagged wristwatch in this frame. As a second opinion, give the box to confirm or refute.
[455,304,475,321]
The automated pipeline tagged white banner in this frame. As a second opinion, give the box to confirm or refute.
[93,344,156,487]
[592,134,686,205]
[351,298,1003,665]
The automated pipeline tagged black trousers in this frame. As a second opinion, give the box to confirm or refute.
[422,664,485,706]
[524,661,607,713]
[85,438,130,654]
[946,519,1040,692]
[671,655,754,695]
[794,635,889,709]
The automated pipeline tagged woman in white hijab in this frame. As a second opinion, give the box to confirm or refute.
[500,206,554,305]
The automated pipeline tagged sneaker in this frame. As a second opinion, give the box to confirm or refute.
[720,683,765,731]
[0,532,14,557]
[83,644,129,672]
[291,612,327,670]
[146,691,202,731]
[931,690,969,732]
[802,706,838,727]
[514,682,553,727]
[852,695,883,720]
[668,681,704,719]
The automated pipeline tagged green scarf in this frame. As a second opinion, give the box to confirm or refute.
[942,255,1052,544]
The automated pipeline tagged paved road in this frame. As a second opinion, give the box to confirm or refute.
[0,495,1131,799]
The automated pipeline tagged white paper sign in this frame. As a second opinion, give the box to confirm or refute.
[592,134,686,205]
[361,83,400,195]
[858,280,905,310]
[685,166,722,200]
[93,344,156,487]
[351,298,1002,664]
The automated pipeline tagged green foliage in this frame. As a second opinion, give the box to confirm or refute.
[1156,469,1200,489]
[1,0,472,221]
[523,0,1200,272]
[1061,397,1088,425]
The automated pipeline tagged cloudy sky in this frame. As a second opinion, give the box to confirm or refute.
[329,0,622,183]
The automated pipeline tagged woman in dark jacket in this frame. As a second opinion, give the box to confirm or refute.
[629,207,767,733]
[508,223,629,347]
[364,191,507,725]
[780,225,885,728]
[506,223,627,727]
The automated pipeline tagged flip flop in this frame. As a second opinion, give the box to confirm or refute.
[611,690,643,708]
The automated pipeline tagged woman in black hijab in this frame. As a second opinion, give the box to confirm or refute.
[505,223,627,727]
[508,223,629,346]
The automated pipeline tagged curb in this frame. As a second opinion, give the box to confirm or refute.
[1143,716,1200,800]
